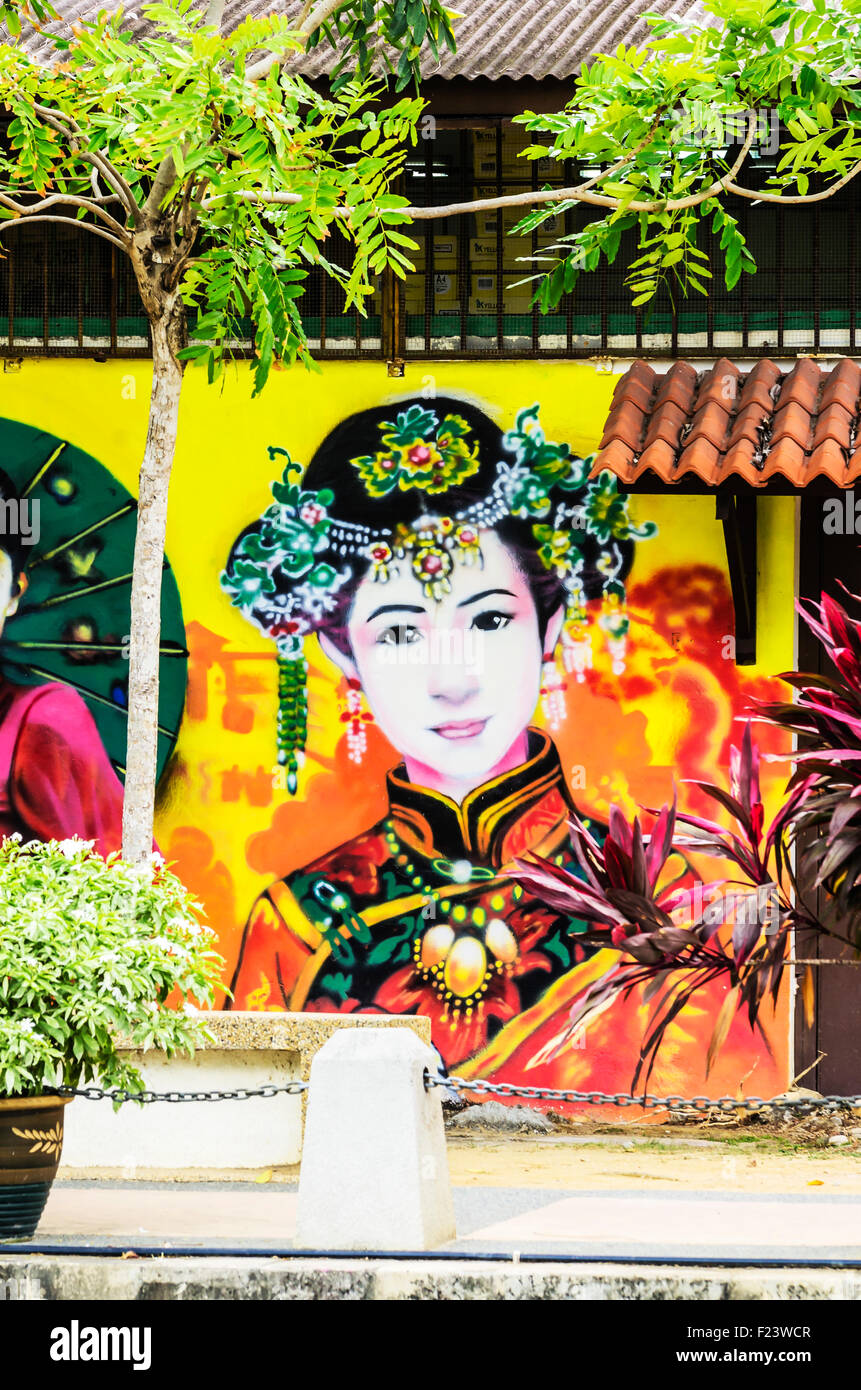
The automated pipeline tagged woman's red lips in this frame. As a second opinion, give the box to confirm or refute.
[431,718,488,740]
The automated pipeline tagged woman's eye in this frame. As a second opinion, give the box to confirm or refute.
[471,610,514,633]
[376,624,423,647]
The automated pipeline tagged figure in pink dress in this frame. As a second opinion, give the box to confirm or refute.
[0,469,124,855]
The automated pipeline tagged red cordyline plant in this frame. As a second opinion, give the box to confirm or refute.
[516,584,861,1090]
[515,582,861,1091]
[515,723,820,1093]
[755,585,861,931]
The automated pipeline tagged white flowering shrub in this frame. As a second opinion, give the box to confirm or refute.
[0,837,224,1098]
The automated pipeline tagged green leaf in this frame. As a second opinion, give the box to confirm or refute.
[366,936,402,965]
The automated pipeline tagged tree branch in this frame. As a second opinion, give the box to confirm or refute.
[0,190,128,237]
[212,115,757,225]
[31,102,141,224]
[726,158,861,204]
[407,112,758,219]
[80,151,140,224]
[29,102,75,141]
[177,174,196,241]
[142,156,182,221]
[0,215,127,249]
[299,0,351,37]
[246,0,347,80]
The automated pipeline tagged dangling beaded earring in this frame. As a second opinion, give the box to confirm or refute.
[560,581,592,684]
[340,677,373,764]
[276,649,308,795]
[599,582,630,677]
[540,651,567,731]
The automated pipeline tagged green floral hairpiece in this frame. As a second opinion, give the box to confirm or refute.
[349,404,481,497]
[221,449,351,791]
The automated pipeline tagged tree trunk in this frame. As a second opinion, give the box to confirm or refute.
[122,310,184,862]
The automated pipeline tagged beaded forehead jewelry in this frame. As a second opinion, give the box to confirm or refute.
[221,404,656,792]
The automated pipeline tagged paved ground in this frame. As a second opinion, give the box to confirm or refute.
[27,1179,861,1263]
[20,1133,861,1264]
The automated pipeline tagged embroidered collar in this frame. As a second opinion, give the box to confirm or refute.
[386,729,572,870]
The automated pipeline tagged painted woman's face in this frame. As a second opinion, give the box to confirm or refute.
[327,531,562,795]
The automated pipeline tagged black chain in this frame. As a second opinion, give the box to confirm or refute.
[428,1074,861,1114]
[38,1076,861,1113]
[46,1081,308,1104]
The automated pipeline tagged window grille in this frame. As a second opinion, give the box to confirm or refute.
[0,119,856,360]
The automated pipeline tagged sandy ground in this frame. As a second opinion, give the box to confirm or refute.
[443,1131,861,1193]
[59,1122,861,1192]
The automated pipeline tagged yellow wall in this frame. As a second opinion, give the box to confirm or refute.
[0,354,795,674]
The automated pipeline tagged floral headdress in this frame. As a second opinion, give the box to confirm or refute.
[222,404,656,793]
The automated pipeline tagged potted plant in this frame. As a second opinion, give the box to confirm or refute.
[0,836,222,1241]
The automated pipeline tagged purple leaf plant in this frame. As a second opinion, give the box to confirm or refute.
[514,585,861,1091]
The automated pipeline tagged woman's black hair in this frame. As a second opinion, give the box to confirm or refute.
[227,395,633,653]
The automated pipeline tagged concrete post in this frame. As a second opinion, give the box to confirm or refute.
[295,1026,456,1251]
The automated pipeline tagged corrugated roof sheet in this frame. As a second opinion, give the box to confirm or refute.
[592,358,861,489]
[12,0,709,80]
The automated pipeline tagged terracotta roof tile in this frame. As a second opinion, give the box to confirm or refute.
[599,400,647,452]
[723,457,770,488]
[820,361,861,415]
[676,440,723,485]
[593,357,861,488]
[726,401,771,451]
[686,400,736,451]
[763,436,807,481]
[721,439,759,475]
[821,356,861,392]
[696,358,742,412]
[617,359,656,394]
[652,361,700,414]
[642,399,688,451]
[809,439,852,483]
[776,359,822,415]
[638,439,679,477]
[739,360,784,415]
[770,401,814,450]
[592,438,642,485]
[609,368,654,416]
[812,402,854,451]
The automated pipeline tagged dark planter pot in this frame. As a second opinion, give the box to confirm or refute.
[0,1095,72,1242]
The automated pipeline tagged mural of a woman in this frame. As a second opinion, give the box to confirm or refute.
[223,397,658,1075]
[0,468,125,853]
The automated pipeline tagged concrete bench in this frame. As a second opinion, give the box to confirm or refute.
[59,1012,431,1177]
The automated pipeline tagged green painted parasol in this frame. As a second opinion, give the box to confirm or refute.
[0,416,187,782]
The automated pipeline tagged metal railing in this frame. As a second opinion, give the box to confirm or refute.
[45,1077,861,1114]
[1,124,857,364]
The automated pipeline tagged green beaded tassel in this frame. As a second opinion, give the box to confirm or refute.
[276,650,308,795]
